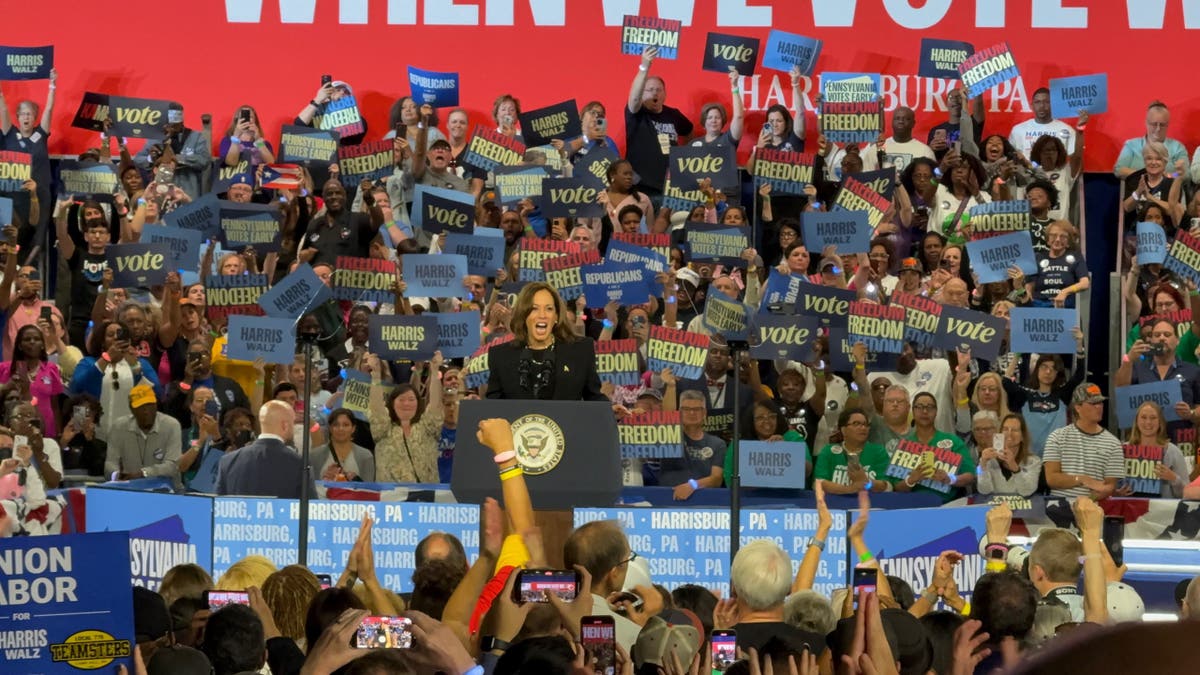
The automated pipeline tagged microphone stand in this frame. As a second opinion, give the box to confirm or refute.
[726,338,750,559]
[297,328,319,568]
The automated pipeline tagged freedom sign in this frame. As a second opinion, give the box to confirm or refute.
[333,256,397,303]
[337,140,392,188]
[107,242,170,287]
[890,290,942,348]
[1164,230,1200,286]
[543,249,600,301]
[753,149,816,195]
[820,100,882,145]
[621,15,681,60]
[408,66,460,107]
[646,325,710,381]
[315,95,365,138]
[968,200,1030,239]
[461,125,525,174]
[0,150,31,191]
[596,338,641,386]
[618,411,684,459]
[958,42,1020,99]
[207,273,268,323]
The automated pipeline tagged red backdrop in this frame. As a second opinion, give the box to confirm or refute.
[4,1,1196,173]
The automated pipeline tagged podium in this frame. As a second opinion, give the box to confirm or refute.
[452,400,622,510]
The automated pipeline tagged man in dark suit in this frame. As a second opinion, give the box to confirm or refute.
[216,401,315,498]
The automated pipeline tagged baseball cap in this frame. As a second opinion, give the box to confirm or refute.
[167,102,184,125]
[898,257,923,274]
[675,267,701,289]
[147,645,213,675]
[632,615,700,669]
[429,139,452,152]
[130,383,157,409]
[636,387,664,401]
[229,173,253,187]
[1071,383,1106,405]
[1106,582,1145,623]
[819,256,841,272]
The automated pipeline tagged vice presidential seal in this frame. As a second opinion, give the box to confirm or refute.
[511,414,565,475]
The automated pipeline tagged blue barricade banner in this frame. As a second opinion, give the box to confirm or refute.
[862,505,990,600]
[86,486,214,589]
[618,411,683,459]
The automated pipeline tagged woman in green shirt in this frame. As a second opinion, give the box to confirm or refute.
[892,392,976,502]
[724,401,812,489]
[813,409,891,493]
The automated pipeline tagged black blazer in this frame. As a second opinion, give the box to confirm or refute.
[486,338,607,401]
[215,437,316,499]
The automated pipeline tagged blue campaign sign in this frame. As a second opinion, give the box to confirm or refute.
[0,532,134,673]
[446,228,505,278]
[433,310,482,359]
[107,242,171,288]
[0,44,53,80]
[141,224,204,272]
[932,305,1007,362]
[58,160,119,198]
[85,486,214,588]
[493,165,548,205]
[1049,73,1108,119]
[917,39,974,79]
[574,507,847,597]
[220,202,283,253]
[211,497,479,592]
[370,314,439,360]
[605,239,669,275]
[750,314,818,362]
[863,506,990,600]
[820,72,882,102]
[759,270,807,313]
[402,254,469,298]
[408,66,460,107]
[1009,308,1077,355]
[0,195,12,227]
[227,315,297,365]
[164,192,222,240]
[965,230,1037,284]
[762,30,822,75]
[413,184,475,235]
[582,260,654,308]
[740,441,807,489]
[1115,381,1183,429]
[259,263,332,318]
[702,292,754,340]
[1136,221,1167,265]
[802,210,870,254]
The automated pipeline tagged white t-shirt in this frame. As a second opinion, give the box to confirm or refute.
[20,438,63,506]
[881,138,936,173]
[871,358,955,432]
[1008,119,1076,159]
[1045,166,1076,221]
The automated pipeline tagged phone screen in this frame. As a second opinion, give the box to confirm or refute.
[1102,516,1125,567]
[581,617,615,675]
[515,569,579,603]
[321,74,332,86]
[354,616,413,649]
[317,573,332,589]
[205,399,220,419]
[992,431,1005,451]
[711,630,737,674]
[852,567,878,609]
[205,590,250,610]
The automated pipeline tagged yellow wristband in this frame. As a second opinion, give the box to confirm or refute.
[499,466,524,481]
[960,601,971,616]
[957,398,969,407]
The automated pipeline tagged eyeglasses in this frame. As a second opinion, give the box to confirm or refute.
[618,551,639,566]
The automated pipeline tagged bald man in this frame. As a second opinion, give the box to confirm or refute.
[215,401,316,498]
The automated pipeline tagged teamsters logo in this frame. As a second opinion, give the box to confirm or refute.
[50,629,131,670]
[511,414,564,475]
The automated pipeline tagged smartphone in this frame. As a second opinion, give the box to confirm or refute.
[26,269,40,282]
[581,616,615,675]
[846,453,862,471]
[204,398,220,419]
[394,122,407,139]
[39,306,52,323]
[921,451,937,472]
[952,140,962,154]
[1103,516,1125,567]
[631,315,647,330]
[13,435,28,452]
[239,107,251,123]
[115,325,130,343]
[321,74,332,86]
[596,117,607,132]
[204,590,250,610]
[72,405,88,429]
[992,432,1005,452]
[852,567,878,610]
[354,616,413,649]
[316,573,332,590]
[711,629,737,674]
[762,122,772,134]
[608,591,643,613]
[512,569,582,604]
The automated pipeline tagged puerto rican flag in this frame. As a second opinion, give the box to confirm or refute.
[261,163,303,190]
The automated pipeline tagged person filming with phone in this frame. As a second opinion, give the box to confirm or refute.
[976,414,1042,497]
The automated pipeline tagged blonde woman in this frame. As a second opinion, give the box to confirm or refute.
[954,372,1011,435]
[1119,401,1189,498]
[977,414,1042,497]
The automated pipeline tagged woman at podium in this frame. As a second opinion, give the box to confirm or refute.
[487,282,607,401]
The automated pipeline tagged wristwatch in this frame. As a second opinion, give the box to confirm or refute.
[480,636,510,652]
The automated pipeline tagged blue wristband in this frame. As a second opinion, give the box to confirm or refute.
[601,319,614,329]
[948,473,958,486]
[461,666,485,675]
[688,478,700,490]
[863,480,873,492]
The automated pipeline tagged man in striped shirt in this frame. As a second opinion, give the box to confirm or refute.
[1043,383,1124,498]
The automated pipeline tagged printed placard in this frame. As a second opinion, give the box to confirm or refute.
[258,264,331,319]
[0,150,31,191]
[413,184,475,235]
[759,271,807,314]
[220,202,283,253]
[212,158,250,195]
[408,66,460,107]
[493,165,548,204]
[740,440,807,488]
[163,193,221,240]
[661,177,704,212]
[517,238,573,282]
[703,32,760,75]
[668,145,738,188]
[612,232,671,262]
[702,292,753,340]
[848,301,905,355]
[447,228,505,277]
[829,325,896,372]
[71,91,110,133]
[0,196,11,226]
[141,224,204,272]
[0,532,135,673]
[1049,74,1108,119]
[314,95,365,138]
[932,305,1007,362]
[832,171,892,228]
[1114,381,1183,429]
[1136,221,1167,266]
[543,249,601,300]
[618,411,684,459]
[461,124,525,174]
[333,256,398,303]
[596,338,641,387]
[540,176,605,219]
[890,290,943,348]
[1122,444,1164,495]
[401,254,468,298]
[796,284,856,329]
[820,72,882,102]
[106,96,171,139]
[958,42,1020,99]
[227,315,296,365]
[749,313,818,361]
[279,124,340,166]
[886,438,962,493]
[207,273,268,323]
[107,242,170,287]
[820,100,882,144]
[58,160,118,198]
[968,200,1030,240]
[621,15,681,60]
[1009,307,1076,354]
[686,225,748,266]
[917,39,974,79]
[647,325,710,381]
[369,314,439,360]
[753,149,816,195]
[802,210,870,254]
[337,140,393,188]
[463,333,514,390]
[605,239,669,276]
[965,230,1038,284]
[0,44,52,80]
[1164,230,1200,286]
[518,99,582,147]
[582,260,654,308]
[340,369,373,419]
[762,30,822,75]
[433,310,482,359]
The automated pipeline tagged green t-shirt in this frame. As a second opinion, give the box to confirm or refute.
[813,442,891,487]
[723,430,812,489]
[887,430,976,503]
